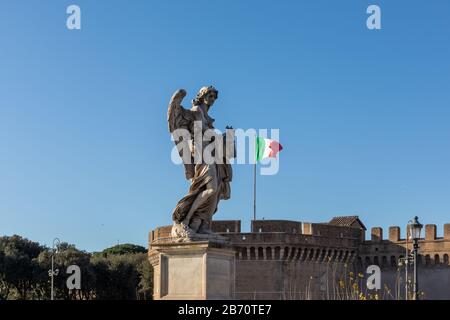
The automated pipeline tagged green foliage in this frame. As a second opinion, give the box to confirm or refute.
[0,235,152,300]
[37,242,93,300]
[97,244,147,257]
[136,254,153,300]
[0,235,46,300]
[92,254,140,299]
[89,252,152,300]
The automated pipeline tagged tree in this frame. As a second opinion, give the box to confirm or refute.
[92,244,152,300]
[0,235,46,300]
[37,242,93,300]
[0,250,11,300]
[0,235,152,300]
[136,254,153,300]
[91,254,141,300]
[96,244,147,257]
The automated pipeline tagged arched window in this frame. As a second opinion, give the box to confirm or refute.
[315,249,321,261]
[289,248,297,260]
[265,247,273,260]
[242,248,248,260]
[434,254,440,265]
[321,249,326,262]
[298,248,305,261]
[290,247,296,260]
[295,248,302,260]
[365,256,371,266]
[258,247,264,260]
[382,256,388,267]
[374,256,379,266]
[390,256,396,267]
[444,254,449,265]
[250,247,256,260]
[425,254,431,265]
[274,246,281,260]
[357,256,363,267]
[284,247,290,260]
[308,248,314,261]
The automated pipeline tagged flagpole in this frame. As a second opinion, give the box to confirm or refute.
[253,161,257,230]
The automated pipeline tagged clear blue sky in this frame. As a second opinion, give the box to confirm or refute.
[1,1,449,252]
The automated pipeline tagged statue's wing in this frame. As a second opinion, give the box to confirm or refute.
[167,89,195,180]
[167,89,193,133]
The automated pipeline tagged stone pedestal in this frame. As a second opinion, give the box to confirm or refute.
[149,240,235,300]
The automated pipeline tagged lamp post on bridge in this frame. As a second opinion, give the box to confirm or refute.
[410,216,423,300]
[48,238,60,300]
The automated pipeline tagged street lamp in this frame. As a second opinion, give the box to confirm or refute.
[409,216,423,300]
[48,238,60,300]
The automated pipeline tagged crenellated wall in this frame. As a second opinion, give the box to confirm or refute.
[360,224,450,268]
[358,224,450,299]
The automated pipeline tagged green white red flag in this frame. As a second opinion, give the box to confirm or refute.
[255,137,283,162]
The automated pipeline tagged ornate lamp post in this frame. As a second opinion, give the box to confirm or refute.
[48,238,60,300]
[403,219,414,300]
[410,216,423,300]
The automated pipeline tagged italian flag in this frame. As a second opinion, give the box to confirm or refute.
[255,137,283,162]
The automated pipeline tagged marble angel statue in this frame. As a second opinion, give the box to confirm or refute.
[167,86,234,241]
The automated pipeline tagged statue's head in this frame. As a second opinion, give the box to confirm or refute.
[192,86,218,107]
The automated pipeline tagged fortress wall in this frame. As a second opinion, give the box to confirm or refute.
[212,220,241,233]
[354,265,450,300]
[358,224,450,299]
[149,219,450,299]
[251,220,302,233]
[360,224,450,268]
[234,260,354,300]
[149,225,172,242]
[306,223,362,240]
